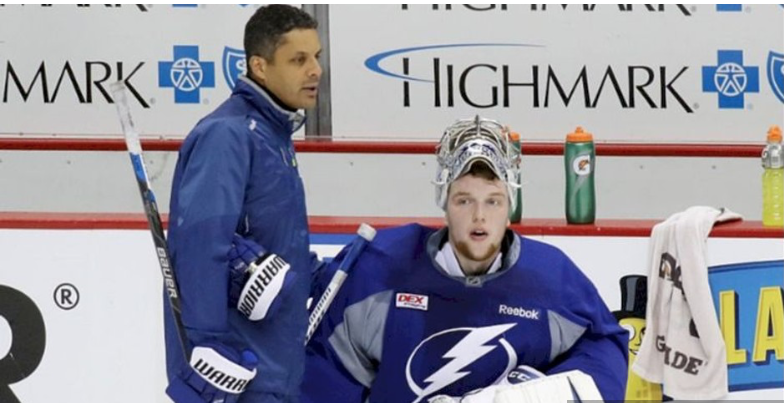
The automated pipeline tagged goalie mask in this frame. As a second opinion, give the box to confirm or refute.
[434,116,521,211]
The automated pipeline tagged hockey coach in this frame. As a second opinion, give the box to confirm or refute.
[163,5,323,403]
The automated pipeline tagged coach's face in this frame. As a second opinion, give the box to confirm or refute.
[445,174,510,276]
[251,28,322,109]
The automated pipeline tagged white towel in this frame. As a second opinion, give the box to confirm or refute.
[633,206,742,400]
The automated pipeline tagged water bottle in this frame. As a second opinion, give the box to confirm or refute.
[565,126,596,224]
[762,125,783,227]
[509,131,522,223]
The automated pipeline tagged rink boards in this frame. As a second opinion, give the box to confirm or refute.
[0,228,782,402]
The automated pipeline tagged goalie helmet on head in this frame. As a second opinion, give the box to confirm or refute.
[434,115,521,211]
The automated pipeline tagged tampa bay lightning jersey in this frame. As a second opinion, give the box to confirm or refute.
[303,224,628,403]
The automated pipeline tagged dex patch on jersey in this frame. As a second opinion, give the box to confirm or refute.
[406,324,518,401]
[396,292,429,311]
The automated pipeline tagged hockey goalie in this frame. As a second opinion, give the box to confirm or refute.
[301,116,628,402]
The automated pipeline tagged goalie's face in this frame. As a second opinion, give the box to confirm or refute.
[445,174,510,276]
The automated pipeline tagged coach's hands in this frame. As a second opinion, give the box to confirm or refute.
[228,234,297,321]
[166,343,257,403]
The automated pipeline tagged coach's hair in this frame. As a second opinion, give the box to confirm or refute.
[244,5,318,67]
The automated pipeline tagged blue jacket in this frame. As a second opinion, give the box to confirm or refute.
[165,76,310,400]
[303,224,628,402]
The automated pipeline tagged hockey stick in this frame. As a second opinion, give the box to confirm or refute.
[111,81,189,360]
[305,223,376,344]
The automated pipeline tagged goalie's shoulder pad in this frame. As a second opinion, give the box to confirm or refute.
[237,253,294,321]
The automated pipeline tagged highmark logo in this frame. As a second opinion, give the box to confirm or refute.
[702,50,759,109]
[159,45,215,104]
[400,4,693,15]
[364,43,694,112]
[0,4,149,11]
[1,59,148,107]
[365,43,540,108]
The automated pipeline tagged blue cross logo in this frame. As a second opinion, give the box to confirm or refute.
[159,46,215,104]
[769,51,784,104]
[702,50,759,109]
[222,46,246,90]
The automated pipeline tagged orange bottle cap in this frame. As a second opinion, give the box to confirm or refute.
[567,126,593,142]
[768,125,782,143]
[509,131,520,141]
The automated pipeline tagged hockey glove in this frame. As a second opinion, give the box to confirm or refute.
[166,343,258,403]
[494,370,603,403]
[228,234,297,321]
[426,365,545,403]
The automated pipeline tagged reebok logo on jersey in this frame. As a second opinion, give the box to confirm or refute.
[499,304,540,320]
[396,293,428,311]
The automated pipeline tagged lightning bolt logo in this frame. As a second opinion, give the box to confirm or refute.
[406,323,517,403]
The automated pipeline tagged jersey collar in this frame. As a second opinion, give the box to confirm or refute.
[237,75,306,134]
[435,241,503,278]
[427,228,520,287]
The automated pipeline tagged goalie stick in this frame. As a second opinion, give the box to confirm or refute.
[305,223,376,344]
[111,81,189,360]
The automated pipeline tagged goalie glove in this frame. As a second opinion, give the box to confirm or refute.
[228,234,298,321]
[493,370,603,403]
[166,343,258,403]
[427,366,602,403]
[499,365,545,386]
[426,366,545,403]
[427,396,459,403]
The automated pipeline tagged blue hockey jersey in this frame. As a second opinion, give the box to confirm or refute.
[165,76,311,400]
[303,224,628,403]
